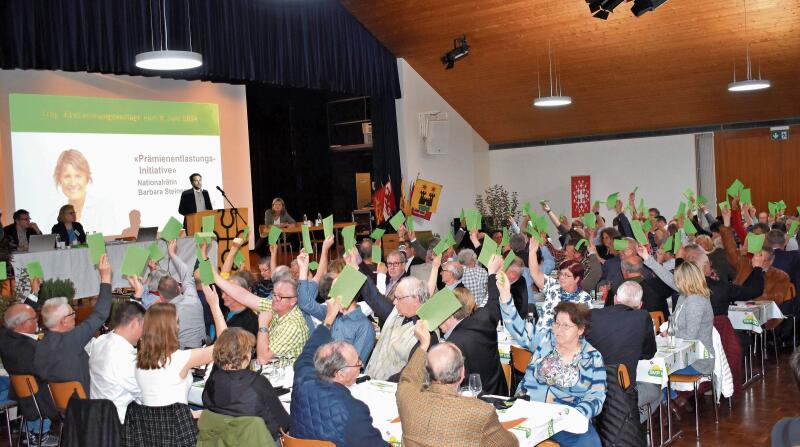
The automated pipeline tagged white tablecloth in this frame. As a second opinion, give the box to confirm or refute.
[11,238,217,298]
[728,301,785,334]
[636,337,710,388]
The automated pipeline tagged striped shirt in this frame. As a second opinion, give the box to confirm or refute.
[258,299,310,364]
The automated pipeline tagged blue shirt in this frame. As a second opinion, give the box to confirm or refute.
[297,280,376,363]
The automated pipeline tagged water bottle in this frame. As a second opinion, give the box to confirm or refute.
[525,312,535,340]
[55,234,62,249]
[302,214,310,226]
[316,213,323,226]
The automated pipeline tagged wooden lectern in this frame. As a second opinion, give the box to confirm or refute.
[186,208,250,272]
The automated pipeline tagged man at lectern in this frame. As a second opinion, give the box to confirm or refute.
[178,173,213,227]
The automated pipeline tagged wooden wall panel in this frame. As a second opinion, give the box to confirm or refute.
[714,126,800,215]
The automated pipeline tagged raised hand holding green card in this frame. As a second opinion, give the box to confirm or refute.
[606,193,619,210]
[739,189,752,205]
[202,214,216,233]
[389,211,406,231]
[121,246,149,277]
[683,218,698,235]
[630,220,648,245]
[466,209,482,231]
[87,233,106,265]
[148,242,165,262]
[502,252,516,272]
[726,179,744,198]
[233,250,245,268]
[406,216,414,232]
[328,265,368,308]
[746,233,766,254]
[302,225,313,254]
[26,261,43,279]
[500,228,509,249]
[323,215,334,239]
[789,220,799,238]
[477,237,498,267]
[242,226,250,240]
[198,259,215,285]
[416,288,462,329]
[433,238,451,256]
[342,225,356,251]
[370,228,385,241]
[0,262,6,281]
[268,225,283,245]
[582,212,596,229]
[613,239,629,252]
[372,245,382,264]
[160,217,183,241]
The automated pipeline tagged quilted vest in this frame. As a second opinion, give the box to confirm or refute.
[365,308,417,380]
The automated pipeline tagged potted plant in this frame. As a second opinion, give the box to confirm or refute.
[475,185,519,231]
[35,278,77,309]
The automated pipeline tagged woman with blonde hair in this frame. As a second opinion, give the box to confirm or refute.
[52,148,121,233]
[670,261,715,376]
[51,204,86,245]
[263,197,295,226]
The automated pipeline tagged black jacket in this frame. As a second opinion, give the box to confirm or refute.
[510,276,530,319]
[607,275,673,318]
[773,249,800,291]
[225,308,259,337]
[51,221,87,245]
[178,188,212,217]
[586,304,657,378]
[2,223,41,250]
[446,274,508,396]
[707,268,764,316]
[0,328,58,420]
[202,367,290,438]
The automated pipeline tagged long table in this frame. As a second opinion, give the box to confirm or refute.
[635,336,710,388]
[11,238,217,299]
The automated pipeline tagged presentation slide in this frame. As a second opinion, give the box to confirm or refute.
[9,93,223,235]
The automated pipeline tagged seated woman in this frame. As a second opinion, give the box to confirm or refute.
[135,284,227,407]
[202,327,290,440]
[528,236,592,329]
[497,272,604,447]
[51,204,86,245]
[263,197,295,227]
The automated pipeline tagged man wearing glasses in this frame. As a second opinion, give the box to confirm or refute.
[376,250,410,297]
[2,209,42,252]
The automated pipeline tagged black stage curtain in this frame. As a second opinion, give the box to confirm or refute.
[0,0,403,202]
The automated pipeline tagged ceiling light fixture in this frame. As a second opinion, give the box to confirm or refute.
[441,36,469,70]
[728,0,770,92]
[533,41,572,108]
[135,0,203,71]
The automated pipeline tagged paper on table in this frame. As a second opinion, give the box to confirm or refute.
[328,265,368,308]
[406,216,414,232]
[746,233,766,254]
[233,250,245,268]
[0,261,6,281]
[606,193,619,210]
[727,179,744,197]
[198,259,215,285]
[433,238,452,256]
[502,251,516,272]
[87,233,106,265]
[323,215,334,239]
[148,242,165,262]
[370,228,385,241]
[160,217,183,241]
[372,245,382,263]
[302,225,313,254]
[500,418,528,431]
[478,237,498,267]
[739,188,752,205]
[121,246,149,277]
[613,239,628,251]
[630,220,648,245]
[342,225,357,251]
[466,209,482,232]
[202,215,216,233]
[417,287,462,329]
[268,225,283,245]
[388,211,406,231]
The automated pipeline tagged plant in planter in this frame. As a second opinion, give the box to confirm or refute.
[475,185,519,231]
[35,278,77,309]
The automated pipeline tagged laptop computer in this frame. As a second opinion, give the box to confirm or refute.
[136,227,159,242]
[27,234,57,253]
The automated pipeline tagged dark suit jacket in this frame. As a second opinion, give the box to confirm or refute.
[0,328,58,419]
[178,188,212,216]
[608,275,673,318]
[51,221,86,245]
[586,304,657,378]
[2,224,41,249]
[225,308,259,337]
[446,274,508,396]
[510,277,530,319]
[773,249,800,291]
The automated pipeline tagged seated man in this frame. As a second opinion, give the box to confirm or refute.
[88,300,145,423]
[290,305,384,446]
[375,250,410,296]
[33,255,113,394]
[456,248,488,306]
[157,240,206,348]
[0,300,59,446]
[212,269,310,364]
[2,209,42,251]
[296,253,375,363]
[586,281,658,423]
[360,275,431,381]
[397,320,518,447]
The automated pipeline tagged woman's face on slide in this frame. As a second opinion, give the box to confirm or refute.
[59,165,89,200]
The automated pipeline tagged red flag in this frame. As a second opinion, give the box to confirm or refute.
[372,186,386,224]
[383,179,395,222]
[571,175,591,217]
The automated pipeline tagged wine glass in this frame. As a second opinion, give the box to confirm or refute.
[469,374,483,397]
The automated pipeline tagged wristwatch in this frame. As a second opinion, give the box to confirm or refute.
[258,326,269,333]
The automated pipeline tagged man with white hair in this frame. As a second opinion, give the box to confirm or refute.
[586,280,658,422]
[33,254,113,394]
[457,248,488,306]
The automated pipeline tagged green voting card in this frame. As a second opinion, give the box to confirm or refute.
[746,233,766,254]
[309,261,319,271]
[0,262,6,281]
[388,211,406,231]
[268,225,283,245]
[500,228,510,248]
[406,215,414,232]
[370,228,385,241]
[534,214,548,233]
[522,202,532,217]
[575,239,588,251]
[718,201,730,211]
[26,261,43,279]
[530,229,543,245]
[777,200,787,211]
[323,215,334,239]
[302,225,313,254]
[148,242,165,262]
[673,230,683,255]
[663,235,674,252]
[582,212,596,229]
[643,219,652,233]
[160,217,182,241]
[630,220,648,245]
[233,250,245,268]
[372,245,382,263]
[478,237,498,268]
[460,208,466,220]
[241,226,250,240]
[697,195,708,205]
[342,224,357,251]
[683,187,695,201]
[198,259,215,285]
[87,233,106,265]
[606,193,619,210]
[613,239,628,252]
[202,215,216,233]
[789,220,799,238]
[727,179,744,198]
[416,287,462,330]
[683,218,698,235]
[768,202,778,217]
[739,188,752,205]
[121,246,149,277]
[328,265,367,308]
[433,238,452,256]
[466,209,482,231]
[502,252,516,272]
[676,202,686,219]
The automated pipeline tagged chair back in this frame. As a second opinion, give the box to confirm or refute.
[280,429,336,447]
[649,311,665,334]
[617,364,631,390]
[48,381,87,414]
[500,363,512,396]
[10,374,39,398]
[510,345,532,374]
[122,402,196,447]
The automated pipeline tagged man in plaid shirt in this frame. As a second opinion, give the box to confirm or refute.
[457,248,488,307]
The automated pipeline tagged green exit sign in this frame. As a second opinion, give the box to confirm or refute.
[771,129,789,141]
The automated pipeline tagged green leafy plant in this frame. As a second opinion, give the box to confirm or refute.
[475,185,519,231]
[35,278,76,309]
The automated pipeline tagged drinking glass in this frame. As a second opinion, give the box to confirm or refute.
[469,374,482,397]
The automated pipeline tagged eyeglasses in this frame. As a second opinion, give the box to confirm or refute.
[64,311,76,320]
[552,322,577,330]
[392,294,415,303]
[339,360,363,371]
[273,294,296,302]
[386,261,404,267]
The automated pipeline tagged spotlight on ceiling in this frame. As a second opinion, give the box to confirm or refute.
[441,36,469,70]
[631,0,669,17]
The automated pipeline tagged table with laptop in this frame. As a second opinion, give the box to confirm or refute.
[11,233,216,299]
